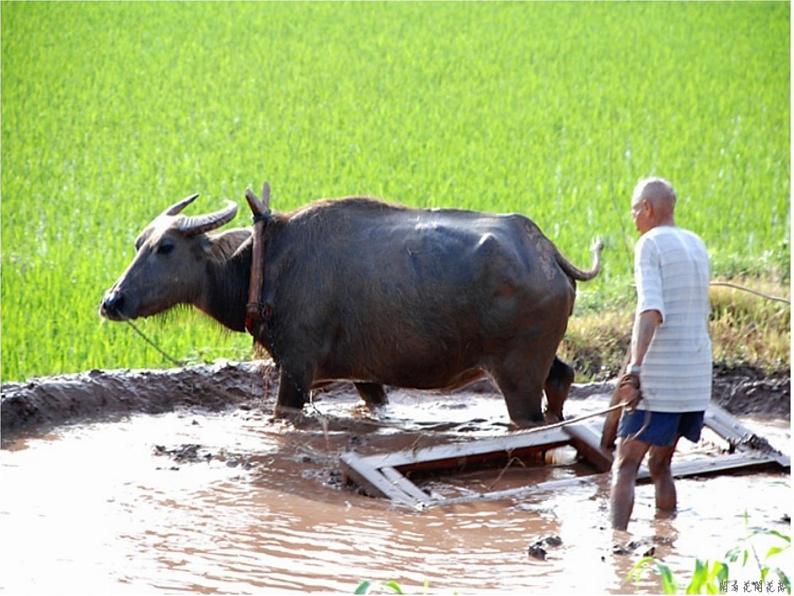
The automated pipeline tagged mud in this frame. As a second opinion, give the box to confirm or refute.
[1,359,788,441]
[0,360,274,440]
[1,360,790,594]
[711,363,790,418]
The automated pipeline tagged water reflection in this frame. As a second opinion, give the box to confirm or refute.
[1,395,790,594]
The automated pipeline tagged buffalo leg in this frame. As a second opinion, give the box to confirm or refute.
[490,352,551,428]
[601,353,632,450]
[544,356,575,422]
[354,382,388,408]
[274,368,310,418]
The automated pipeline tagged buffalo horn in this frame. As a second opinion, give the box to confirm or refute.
[176,200,238,236]
[163,193,200,216]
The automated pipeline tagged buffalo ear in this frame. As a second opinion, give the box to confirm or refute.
[203,228,252,259]
[198,235,215,256]
[134,229,152,251]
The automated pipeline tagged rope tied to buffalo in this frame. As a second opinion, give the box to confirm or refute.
[508,399,635,436]
[124,319,185,367]
[119,319,641,446]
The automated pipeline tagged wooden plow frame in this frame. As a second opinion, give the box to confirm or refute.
[340,403,789,509]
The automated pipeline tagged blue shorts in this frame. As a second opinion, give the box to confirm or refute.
[617,410,705,447]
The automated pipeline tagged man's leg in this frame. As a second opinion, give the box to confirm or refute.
[648,436,681,512]
[610,437,651,530]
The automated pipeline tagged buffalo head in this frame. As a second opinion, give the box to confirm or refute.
[100,193,239,321]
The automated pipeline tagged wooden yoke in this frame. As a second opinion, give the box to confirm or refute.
[244,181,271,336]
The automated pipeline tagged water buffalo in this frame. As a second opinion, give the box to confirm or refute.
[100,190,601,427]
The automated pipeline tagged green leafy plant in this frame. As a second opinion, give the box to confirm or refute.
[629,557,678,593]
[628,519,791,594]
[355,579,438,595]
[355,580,407,594]
[724,526,791,593]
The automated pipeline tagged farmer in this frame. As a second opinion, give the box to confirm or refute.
[610,177,712,531]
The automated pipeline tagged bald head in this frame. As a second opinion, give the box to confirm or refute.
[630,177,677,233]
[632,177,677,215]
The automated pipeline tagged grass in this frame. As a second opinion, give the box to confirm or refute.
[1,2,789,381]
[560,277,791,381]
[708,278,790,370]
[628,515,791,594]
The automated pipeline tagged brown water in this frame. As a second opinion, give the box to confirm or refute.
[1,389,790,594]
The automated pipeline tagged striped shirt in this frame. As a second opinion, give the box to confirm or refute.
[634,226,712,412]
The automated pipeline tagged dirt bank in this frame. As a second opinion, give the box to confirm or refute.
[0,361,274,441]
[711,363,790,418]
[1,360,789,442]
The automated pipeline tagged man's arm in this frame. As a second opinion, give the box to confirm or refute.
[629,309,663,370]
[616,309,663,409]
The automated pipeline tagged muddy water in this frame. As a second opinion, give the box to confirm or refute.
[1,369,791,594]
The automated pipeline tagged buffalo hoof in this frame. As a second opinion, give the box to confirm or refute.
[272,404,306,421]
[509,418,547,430]
[543,409,564,424]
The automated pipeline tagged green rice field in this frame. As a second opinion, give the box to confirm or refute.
[1,2,789,381]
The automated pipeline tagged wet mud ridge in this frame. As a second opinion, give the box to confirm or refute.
[1,359,789,442]
[711,363,790,418]
[1,361,275,440]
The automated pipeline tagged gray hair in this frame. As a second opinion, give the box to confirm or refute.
[631,177,677,209]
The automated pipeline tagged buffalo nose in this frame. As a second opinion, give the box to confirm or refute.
[101,291,125,317]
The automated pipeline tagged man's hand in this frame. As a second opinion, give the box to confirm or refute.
[617,372,642,410]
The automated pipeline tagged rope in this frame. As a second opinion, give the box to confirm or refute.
[627,408,652,442]
[709,281,790,304]
[125,319,185,367]
[297,393,634,440]
[511,400,632,435]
